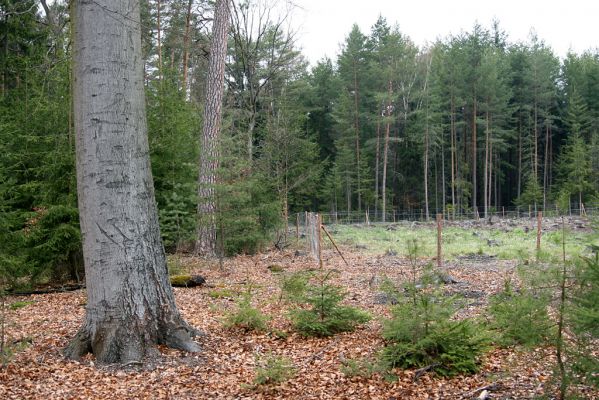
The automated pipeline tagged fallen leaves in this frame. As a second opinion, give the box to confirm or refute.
[1,247,597,399]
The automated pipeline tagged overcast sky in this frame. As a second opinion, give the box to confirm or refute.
[292,0,599,65]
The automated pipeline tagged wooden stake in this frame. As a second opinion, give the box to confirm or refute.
[365,210,370,226]
[436,213,443,268]
[536,211,542,256]
[295,213,300,245]
[317,213,323,270]
[502,206,505,218]
[305,211,309,247]
[321,224,350,268]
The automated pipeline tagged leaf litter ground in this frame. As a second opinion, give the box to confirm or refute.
[1,237,598,399]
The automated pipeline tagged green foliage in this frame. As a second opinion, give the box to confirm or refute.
[290,272,370,337]
[9,301,34,311]
[381,268,489,376]
[381,298,488,376]
[568,255,599,386]
[0,206,82,287]
[516,176,544,208]
[225,295,268,332]
[22,206,82,283]
[279,271,311,303]
[217,134,282,255]
[253,353,295,386]
[488,280,552,347]
[209,288,237,299]
[340,357,380,378]
[146,69,199,252]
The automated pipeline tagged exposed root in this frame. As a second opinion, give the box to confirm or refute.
[64,318,202,365]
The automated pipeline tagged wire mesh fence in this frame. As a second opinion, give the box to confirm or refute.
[294,203,599,227]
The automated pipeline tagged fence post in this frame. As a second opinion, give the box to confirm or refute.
[536,211,542,258]
[317,213,323,270]
[305,211,309,247]
[437,213,443,268]
[296,213,300,245]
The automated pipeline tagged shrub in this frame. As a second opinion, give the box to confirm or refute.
[279,270,311,303]
[568,255,599,386]
[340,357,379,378]
[488,281,552,348]
[0,205,83,288]
[290,271,370,337]
[253,353,295,386]
[381,267,488,377]
[225,295,268,332]
[381,299,488,376]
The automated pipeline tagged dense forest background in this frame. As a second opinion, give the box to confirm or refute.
[1,0,598,285]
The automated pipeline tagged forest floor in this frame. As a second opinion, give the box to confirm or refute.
[1,218,598,399]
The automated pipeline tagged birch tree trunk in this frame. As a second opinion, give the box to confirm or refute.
[65,0,200,364]
[195,0,230,257]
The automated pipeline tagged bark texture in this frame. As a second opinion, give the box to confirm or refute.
[195,0,230,257]
[65,0,200,364]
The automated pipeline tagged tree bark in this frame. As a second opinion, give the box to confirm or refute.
[352,65,361,211]
[195,0,230,257]
[65,0,200,364]
[484,110,489,218]
[450,96,456,219]
[156,0,163,82]
[472,95,477,214]
[374,116,381,217]
[424,122,429,221]
[381,80,392,223]
[182,0,193,92]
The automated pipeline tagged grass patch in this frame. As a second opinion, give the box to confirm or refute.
[331,223,591,261]
[9,301,34,310]
[209,288,237,299]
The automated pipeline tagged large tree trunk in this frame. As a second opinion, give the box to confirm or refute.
[65,0,200,364]
[195,0,230,257]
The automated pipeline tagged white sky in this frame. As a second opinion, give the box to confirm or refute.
[292,0,599,65]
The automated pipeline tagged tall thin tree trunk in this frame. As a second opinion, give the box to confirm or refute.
[472,95,477,213]
[65,0,200,364]
[441,131,446,214]
[450,97,456,218]
[424,123,429,221]
[195,0,231,257]
[533,93,538,180]
[543,123,549,209]
[156,0,163,82]
[484,110,489,219]
[381,80,392,223]
[374,117,381,216]
[182,0,193,92]
[353,66,361,211]
[488,139,493,213]
[517,121,522,198]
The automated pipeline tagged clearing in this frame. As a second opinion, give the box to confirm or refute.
[1,217,598,399]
